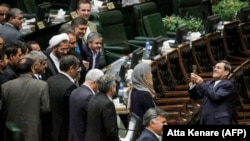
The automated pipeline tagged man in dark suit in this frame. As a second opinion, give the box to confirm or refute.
[0,49,8,141]
[85,75,119,141]
[82,32,102,70]
[70,16,88,60]
[47,55,80,141]
[0,8,23,43]
[137,108,168,141]
[68,69,104,141]
[2,42,23,81]
[189,60,237,125]
[44,33,69,80]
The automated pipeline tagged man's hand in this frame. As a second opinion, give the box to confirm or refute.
[82,60,89,70]
[190,73,204,85]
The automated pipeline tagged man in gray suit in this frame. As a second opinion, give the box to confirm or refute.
[0,8,23,43]
[69,69,104,141]
[1,57,50,141]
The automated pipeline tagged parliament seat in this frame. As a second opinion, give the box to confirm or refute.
[205,32,244,68]
[151,55,200,124]
[239,22,250,51]
[191,37,213,78]
[167,48,190,87]
[94,10,143,55]
[228,66,250,110]
[177,44,206,79]
[5,122,25,141]
[223,21,250,58]
[133,2,158,36]
[96,10,132,54]
[227,65,250,124]
[172,0,205,21]
[142,13,169,38]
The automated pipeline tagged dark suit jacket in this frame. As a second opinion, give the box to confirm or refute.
[2,64,18,81]
[130,88,156,119]
[0,23,22,43]
[47,73,77,141]
[189,79,237,125]
[68,84,94,141]
[137,128,159,141]
[85,93,119,141]
[43,55,58,80]
[0,72,8,141]
[70,50,87,84]
[81,44,101,70]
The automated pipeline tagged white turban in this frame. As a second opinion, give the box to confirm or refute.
[48,33,69,48]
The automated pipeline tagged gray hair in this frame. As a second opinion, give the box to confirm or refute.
[142,108,168,127]
[26,50,47,62]
[86,32,102,43]
[85,69,104,82]
[97,74,116,94]
[6,8,23,21]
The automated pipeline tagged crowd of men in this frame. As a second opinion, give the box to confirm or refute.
[0,1,119,141]
[1,0,234,141]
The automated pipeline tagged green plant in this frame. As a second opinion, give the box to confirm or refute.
[212,0,248,21]
[162,15,204,32]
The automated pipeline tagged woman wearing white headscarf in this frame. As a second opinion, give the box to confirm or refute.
[129,63,156,120]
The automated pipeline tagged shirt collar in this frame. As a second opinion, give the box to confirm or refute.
[214,80,222,87]
[107,95,113,101]
[60,71,75,83]
[6,22,14,28]
[146,127,161,140]
[83,84,95,95]
[34,74,41,79]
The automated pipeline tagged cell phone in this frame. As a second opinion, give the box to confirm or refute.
[192,65,197,73]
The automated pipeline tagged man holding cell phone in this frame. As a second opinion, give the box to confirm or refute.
[188,60,237,125]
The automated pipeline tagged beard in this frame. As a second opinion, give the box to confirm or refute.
[55,50,66,59]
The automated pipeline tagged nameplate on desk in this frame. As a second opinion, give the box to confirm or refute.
[107,2,115,10]
[70,11,78,19]
[36,21,45,29]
